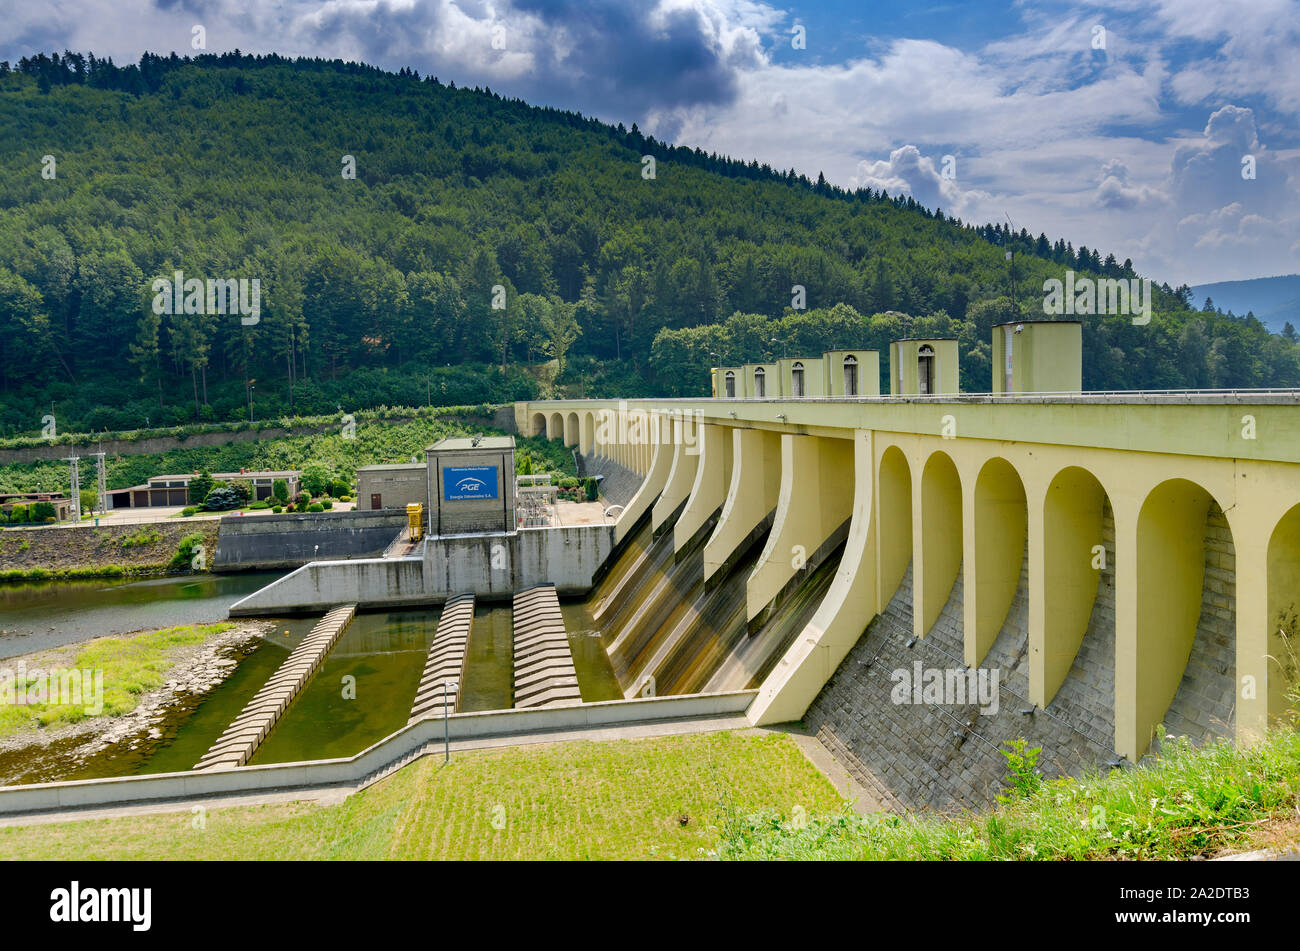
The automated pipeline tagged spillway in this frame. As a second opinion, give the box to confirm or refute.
[572,512,843,699]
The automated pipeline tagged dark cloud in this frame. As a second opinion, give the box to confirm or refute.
[285,0,754,125]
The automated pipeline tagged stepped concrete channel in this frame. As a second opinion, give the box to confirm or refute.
[513,584,582,708]
[408,594,474,724]
[195,604,358,771]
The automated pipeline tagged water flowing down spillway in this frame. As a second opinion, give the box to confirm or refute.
[703,542,844,693]
[573,516,845,698]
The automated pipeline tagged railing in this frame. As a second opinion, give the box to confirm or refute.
[527,387,1300,405]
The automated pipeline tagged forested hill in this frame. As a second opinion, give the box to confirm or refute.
[1,51,1296,435]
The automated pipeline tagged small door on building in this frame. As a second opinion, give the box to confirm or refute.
[725,372,736,398]
[371,493,382,510]
[918,345,935,395]
[792,362,805,397]
[843,355,858,396]
[754,368,766,398]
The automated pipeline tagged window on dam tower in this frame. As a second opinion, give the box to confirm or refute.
[843,354,858,396]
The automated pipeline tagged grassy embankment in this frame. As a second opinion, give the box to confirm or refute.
[0,727,1298,860]
[0,522,216,581]
[0,622,236,737]
[718,729,1300,860]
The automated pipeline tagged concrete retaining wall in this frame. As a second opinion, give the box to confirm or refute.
[423,525,615,601]
[230,524,616,613]
[0,690,756,817]
[214,510,409,570]
[230,557,427,614]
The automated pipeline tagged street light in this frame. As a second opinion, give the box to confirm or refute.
[246,380,256,423]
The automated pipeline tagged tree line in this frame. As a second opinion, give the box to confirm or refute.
[0,51,1291,435]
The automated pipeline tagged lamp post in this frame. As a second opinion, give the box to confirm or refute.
[443,679,460,762]
[246,380,256,423]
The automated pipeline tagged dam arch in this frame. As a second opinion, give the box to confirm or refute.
[1126,477,1237,757]
[529,412,547,438]
[918,450,962,638]
[1036,465,1112,707]
[1265,503,1300,725]
[876,445,912,607]
[564,412,580,447]
[969,456,1027,667]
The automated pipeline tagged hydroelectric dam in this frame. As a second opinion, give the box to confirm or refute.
[5,331,1300,818]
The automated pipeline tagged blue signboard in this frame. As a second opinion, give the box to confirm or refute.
[443,465,498,502]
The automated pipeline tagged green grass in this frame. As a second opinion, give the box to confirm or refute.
[0,565,153,581]
[716,728,1300,860]
[119,526,163,548]
[0,622,236,735]
[0,731,843,860]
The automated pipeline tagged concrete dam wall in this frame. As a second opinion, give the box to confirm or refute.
[214,510,409,570]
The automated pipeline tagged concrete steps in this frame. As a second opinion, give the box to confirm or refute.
[512,584,581,709]
[194,604,357,771]
[408,594,474,724]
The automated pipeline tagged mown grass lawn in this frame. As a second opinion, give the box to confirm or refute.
[0,730,844,860]
[0,622,236,736]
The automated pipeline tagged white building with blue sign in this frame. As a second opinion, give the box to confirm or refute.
[426,435,516,535]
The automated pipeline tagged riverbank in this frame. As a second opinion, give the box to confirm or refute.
[0,620,271,786]
[0,521,217,578]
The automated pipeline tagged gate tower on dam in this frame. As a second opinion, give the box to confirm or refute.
[522,328,1300,770]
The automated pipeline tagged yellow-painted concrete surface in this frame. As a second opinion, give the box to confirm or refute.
[703,428,781,582]
[522,395,1300,759]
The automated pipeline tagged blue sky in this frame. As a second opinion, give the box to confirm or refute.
[4,0,1298,285]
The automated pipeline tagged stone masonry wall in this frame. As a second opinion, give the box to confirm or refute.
[804,495,1239,812]
[1162,501,1236,743]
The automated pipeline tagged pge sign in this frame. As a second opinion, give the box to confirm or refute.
[444,465,498,501]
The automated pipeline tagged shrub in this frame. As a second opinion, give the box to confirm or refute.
[307,502,325,512]
[121,526,162,548]
[302,461,333,497]
[30,501,57,522]
[180,506,199,517]
[227,479,253,505]
[248,500,270,510]
[295,490,311,511]
[272,478,290,504]
[584,477,598,502]
[8,504,28,524]
[329,477,352,497]
[339,495,352,503]
[169,532,207,571]
[202,487,242,511]
[188,471,214,504]
[320,499,333,510]
[271,505,283,513]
